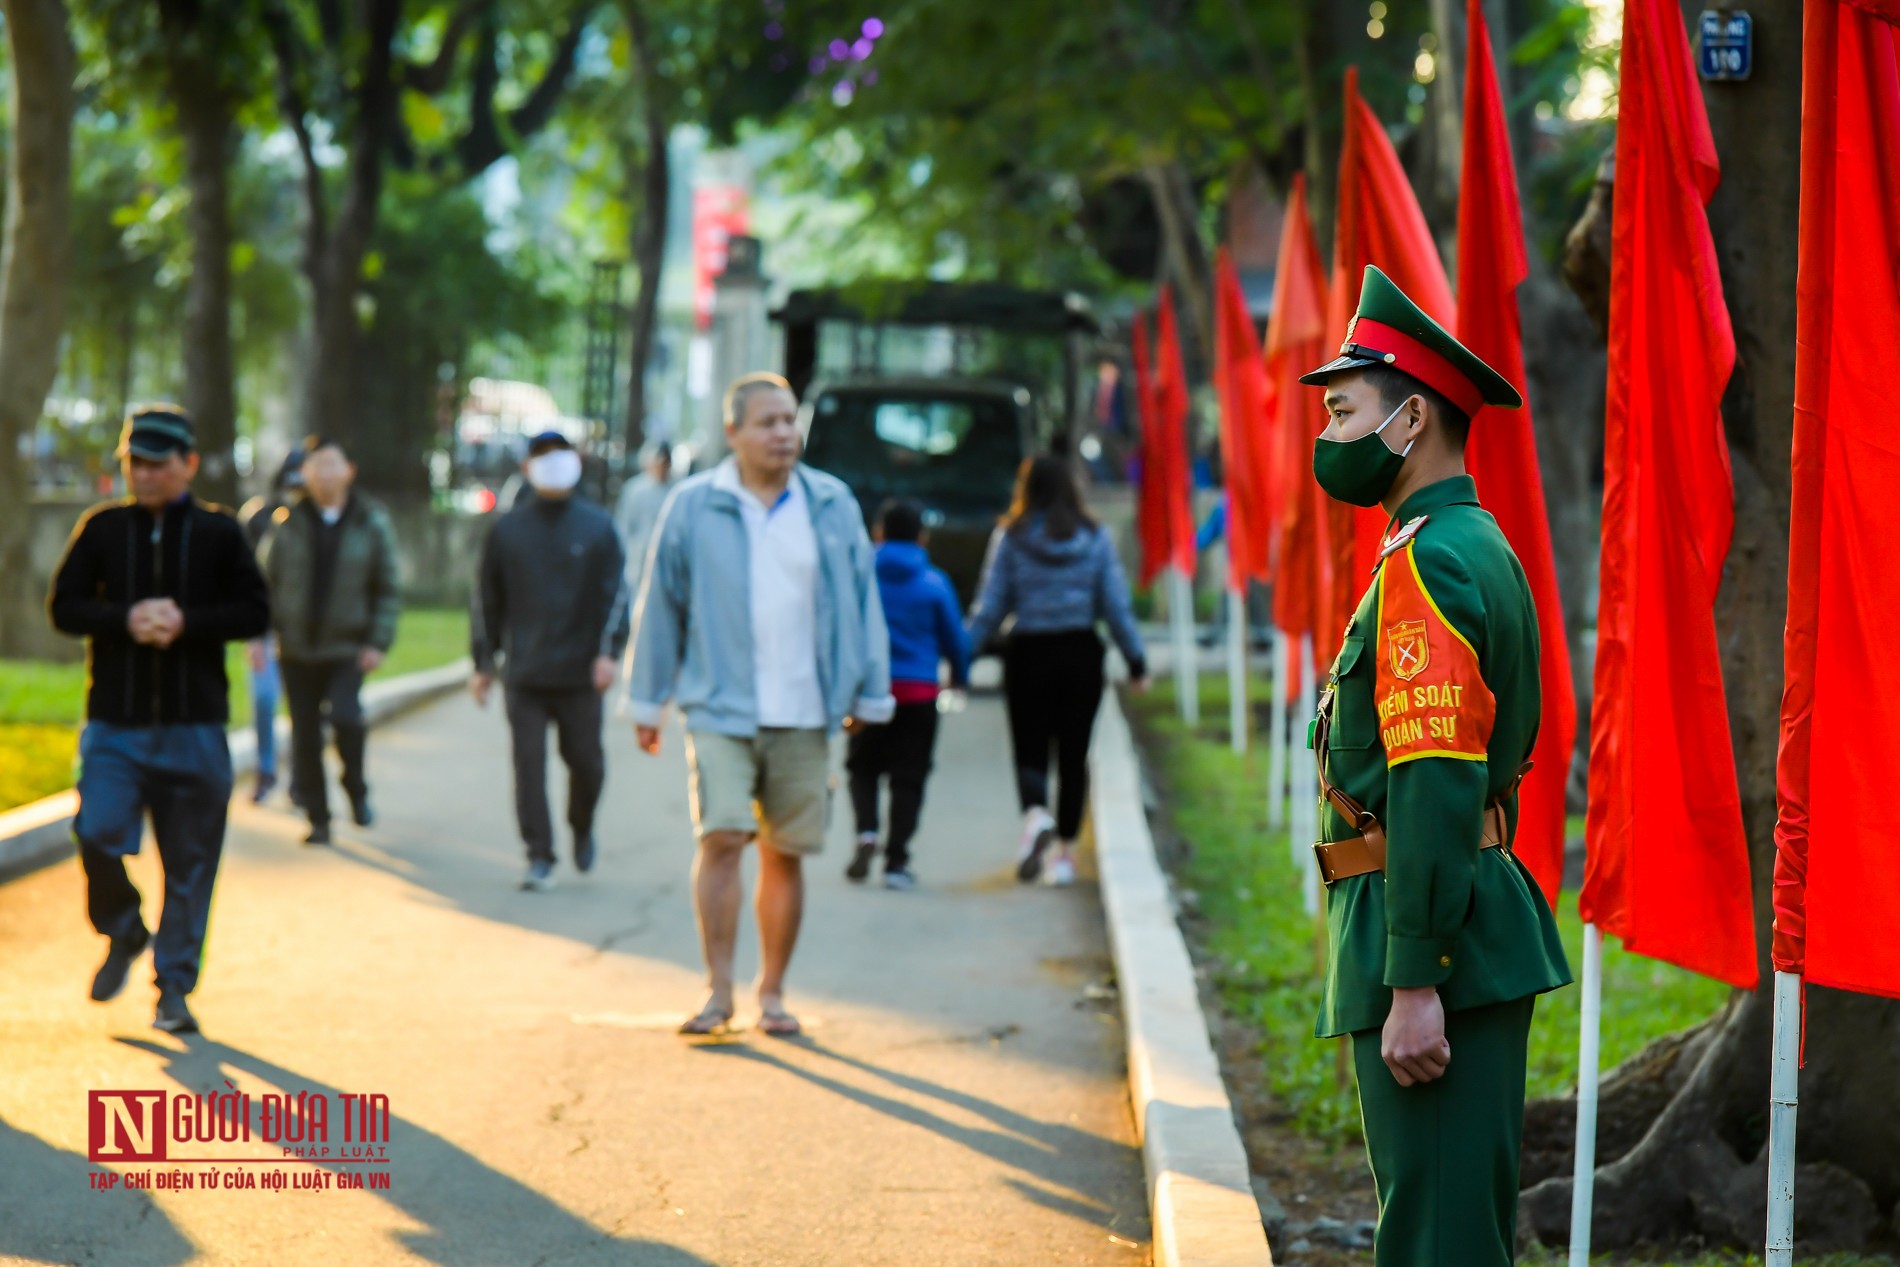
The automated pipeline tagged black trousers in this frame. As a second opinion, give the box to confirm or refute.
[505,684,605,864]
[1002,630,1105,841]
[280,657,367,827]
[845,700,941,871]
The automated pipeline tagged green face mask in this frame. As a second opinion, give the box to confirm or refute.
[1312,398,1412,508]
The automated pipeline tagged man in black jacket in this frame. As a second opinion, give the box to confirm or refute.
[470,431,629,892]
[47,407,271,1034]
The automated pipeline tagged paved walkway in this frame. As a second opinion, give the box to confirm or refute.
[0,686,1150,1266]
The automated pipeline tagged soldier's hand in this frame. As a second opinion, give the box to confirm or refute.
[1381,986,1450,1086]
[635,724,662,755]
[470,672,493,708]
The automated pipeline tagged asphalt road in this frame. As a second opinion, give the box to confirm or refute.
[0,685,1150,1266]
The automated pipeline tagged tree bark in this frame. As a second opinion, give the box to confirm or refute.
[621,0,667,454]
[158,0,240,506]
[1522,1,1900,1249]
[0,0,74,656]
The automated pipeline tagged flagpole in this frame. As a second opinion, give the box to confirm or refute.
[1267,627,1290,829]
[1170,565,1199,726]
[1227,584,1248,754]
[1569,921,1604,1267]
[1765,969,1802,1266]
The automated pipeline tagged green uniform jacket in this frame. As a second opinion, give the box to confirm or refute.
[261,495,402,663]
[1315,475,1570,1039]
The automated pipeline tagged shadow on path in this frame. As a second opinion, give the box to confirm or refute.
[0,1114,197,1266]
[116,1035,719,1267]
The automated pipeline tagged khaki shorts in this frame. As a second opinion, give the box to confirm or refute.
[685,728,833,855]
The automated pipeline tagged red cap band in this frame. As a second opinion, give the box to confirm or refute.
[1346,318,1485,418]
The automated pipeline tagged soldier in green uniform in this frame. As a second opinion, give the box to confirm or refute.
[1299,266,1572,1266]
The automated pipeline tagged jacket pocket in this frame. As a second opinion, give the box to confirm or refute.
[1328,634,1378,750]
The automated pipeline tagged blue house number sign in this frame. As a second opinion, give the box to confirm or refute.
[1699,11,1753,81]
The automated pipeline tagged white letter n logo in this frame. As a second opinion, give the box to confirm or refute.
[89,1091,166,1162]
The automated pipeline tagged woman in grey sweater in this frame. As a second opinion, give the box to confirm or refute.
[967,455,1148,886]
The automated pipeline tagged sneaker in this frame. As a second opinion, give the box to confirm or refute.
[305,822,332,846]
[348,789,374,828]
[90,926,150,1002]
[522,860,556,893]
[882,868,917,891]
[153,992,199,1034]
[1016,810,1056,883]
[1045,854,1077,887]
[251,772,277,805]
[574,833,597,874]
[845,835,879,883]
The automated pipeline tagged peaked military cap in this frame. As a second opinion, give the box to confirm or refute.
[1300,265,1522,415]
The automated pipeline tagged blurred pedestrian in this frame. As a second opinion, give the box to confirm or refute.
[844,498,971,890]
[628,372,893,1037]
[47,406,271,1034]
[260,436,401,845]
[471,431,629,892]
[612,439,675,592]
[237,448,306,805]
[967,454,1148,887]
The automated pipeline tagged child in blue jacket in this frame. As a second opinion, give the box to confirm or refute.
[845,499,972,889]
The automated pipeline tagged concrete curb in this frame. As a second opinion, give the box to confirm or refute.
[1092,689,1274,1267]
[0,658,472,881]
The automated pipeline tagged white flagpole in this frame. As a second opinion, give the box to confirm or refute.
[1227,584,1248,754]
[1296,634,1321,915]
[1267,627,1291,829]
[1569,922,1604,1267]
[1170,565,1199,726]
[1765,969,1802,1266]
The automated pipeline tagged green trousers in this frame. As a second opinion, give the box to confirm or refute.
[1351,995,1536,1267]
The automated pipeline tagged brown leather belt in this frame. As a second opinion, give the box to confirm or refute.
[1309,683,1529,887]
[1314,803,1509,884]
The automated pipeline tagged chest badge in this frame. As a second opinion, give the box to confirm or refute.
[1380,515,1429,558]
[1387,620,1430,681]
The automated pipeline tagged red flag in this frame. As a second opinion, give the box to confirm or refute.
[1132,312,1170,587]
[1149,286,1197,582]
[1773,0,1900,996]
[1579,0,1755,988]
[1214,248,1273,590]
[1266,175,1334,643]
[1327,67,1459,640]
[1454,0,1576,905]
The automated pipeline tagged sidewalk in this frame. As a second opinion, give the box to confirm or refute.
[0,686,1150,1266]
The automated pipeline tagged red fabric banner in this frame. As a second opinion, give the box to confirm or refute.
[1454,0,1577,905]
[1132,312,1168,587]
[1327,67,1459,642]
[1134,289,1195,588]
[1773,0,1900,997]
[1579,0,1756,988]
[1214,248,1274,591]
[1265,175,1333,643]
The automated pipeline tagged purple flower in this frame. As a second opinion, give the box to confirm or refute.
[831,79,855,106]
[863,17,884,39]
[763,21,782,39]
[829,38,849,59]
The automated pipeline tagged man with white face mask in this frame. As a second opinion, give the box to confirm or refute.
[471,431,630,891]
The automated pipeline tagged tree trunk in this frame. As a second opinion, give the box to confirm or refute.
[159,0,239,506]
[1522,1,1900,1250]
[296,0,401,448]
[0,0,74,657]
[621,0,667,454]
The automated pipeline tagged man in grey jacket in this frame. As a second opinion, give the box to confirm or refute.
[629,372,893,1038]
[472,431,630,892]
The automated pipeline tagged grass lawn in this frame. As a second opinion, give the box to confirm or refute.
[0,607,469,813]
[1125,672,1734,1149]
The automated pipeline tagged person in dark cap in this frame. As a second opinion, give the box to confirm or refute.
[47,405,271,1035]
[470,430,629,891]
[1299,266,1570,1267]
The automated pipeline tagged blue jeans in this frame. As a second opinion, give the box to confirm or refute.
[250,649,280,778]
[73,722,234,997]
